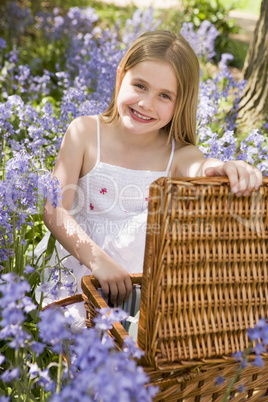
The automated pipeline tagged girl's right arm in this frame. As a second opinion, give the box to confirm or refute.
[43,117,132,304]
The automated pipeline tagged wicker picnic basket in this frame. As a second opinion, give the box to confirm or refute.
[82,176,268,401]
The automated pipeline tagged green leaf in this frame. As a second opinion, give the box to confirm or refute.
[45,233,56,263]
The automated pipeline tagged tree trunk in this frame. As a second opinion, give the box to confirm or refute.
[237,0,268,126]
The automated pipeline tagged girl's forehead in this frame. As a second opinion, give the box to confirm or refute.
[126,60,177,79]
[129,59,174,71]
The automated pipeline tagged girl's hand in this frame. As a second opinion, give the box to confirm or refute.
[205,161,263,197]
[91,257,132,305]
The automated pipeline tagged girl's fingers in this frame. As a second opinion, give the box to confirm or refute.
[234,165,263,196]
[100,280,110,300]
[220,162,243,194]
[115,276,132,304]
[205,166,225,177]
[116,281,127,305]
[254,167,263,188]
[92,262,131,305]
[109,274,132,305]
[221,162,262,196]
[242,167,261,196]
[230,166,249,196]
[124,277,133,302]
[109,282,119,305]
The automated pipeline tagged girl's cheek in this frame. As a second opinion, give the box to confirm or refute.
[121,93,140,105]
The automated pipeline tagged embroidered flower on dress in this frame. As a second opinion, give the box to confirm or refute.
[90,203,94,210]
[145,197,148,201]
[100,188,107,195]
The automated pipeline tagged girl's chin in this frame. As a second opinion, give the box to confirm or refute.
[121,119,161,137]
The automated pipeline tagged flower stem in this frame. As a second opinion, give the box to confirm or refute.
[56,352,63,393]
[222,365,243,402]
[40,387,45,402]
[223,342,253,401]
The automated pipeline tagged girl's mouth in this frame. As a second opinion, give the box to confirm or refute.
[129,108,154,122]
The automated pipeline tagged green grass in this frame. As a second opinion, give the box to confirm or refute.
[223,0,262,16]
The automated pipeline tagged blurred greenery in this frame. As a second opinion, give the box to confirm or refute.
[28,0,137,25]
[170,0,240,65]
[1,0,260,70]
[158,0,249,68]
[222,0,262,15]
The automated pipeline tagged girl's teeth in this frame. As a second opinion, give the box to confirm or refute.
[133,110,151,120]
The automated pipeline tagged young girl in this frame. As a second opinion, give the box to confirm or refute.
[36,30,262,329]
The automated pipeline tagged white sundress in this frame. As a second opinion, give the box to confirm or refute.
[35,115,175,331]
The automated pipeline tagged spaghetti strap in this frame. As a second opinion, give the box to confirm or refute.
[96,115,101,164]
[165,139,175,174]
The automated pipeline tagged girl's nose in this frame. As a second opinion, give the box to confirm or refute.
[138,96,154,111]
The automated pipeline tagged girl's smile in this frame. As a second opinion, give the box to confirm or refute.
[117,60,177,136]
[129,107,156,122]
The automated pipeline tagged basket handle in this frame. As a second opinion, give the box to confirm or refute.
[42,294,84,311]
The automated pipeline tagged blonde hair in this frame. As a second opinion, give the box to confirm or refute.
[101,30,200,146]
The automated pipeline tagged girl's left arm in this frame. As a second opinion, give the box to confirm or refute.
[174,145,263,197]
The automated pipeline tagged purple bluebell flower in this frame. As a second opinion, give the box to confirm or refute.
[38,307,73,353]
[28,362,40,379]
[93,309,114,331]
[248,326,262,341]
[0,273,36,348]
[37,368,55,391]
[0,149,62,266]
[122,7,161,45]
[31,341,45,356]
[0,397,10,402]
[1,368,20,383]
[123,336,144,359]
[241,358,248,369]
[254,355,264,367]
[93,307,128,331]
[215,374,224,385]
[233,351,243,362]
[24,264,35,274]
[181,21,219,60]
[252,342,266,355]
[0,38,6,50]
[238,129,268,173]
[3,2,33,37]
[51,307,157,401]
[237,384,246,393]
[108,308,129,323]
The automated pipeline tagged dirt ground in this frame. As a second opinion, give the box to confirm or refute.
[229,10,258,44]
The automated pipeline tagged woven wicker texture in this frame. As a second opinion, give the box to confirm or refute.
[82,176,268,401]
[139,177,268,369]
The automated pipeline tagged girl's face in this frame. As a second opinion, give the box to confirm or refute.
[116,60,177,136]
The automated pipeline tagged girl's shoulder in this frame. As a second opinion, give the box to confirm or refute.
[66,115,98,141]
[64,115,100,177]
[58,115,99,174]
[171,143,205,176]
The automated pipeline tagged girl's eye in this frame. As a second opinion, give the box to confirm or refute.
[134,83,146,90]
[160,93,171,100]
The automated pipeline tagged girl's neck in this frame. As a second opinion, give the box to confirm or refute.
[109,118,168,150]
[100,118,171,171]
